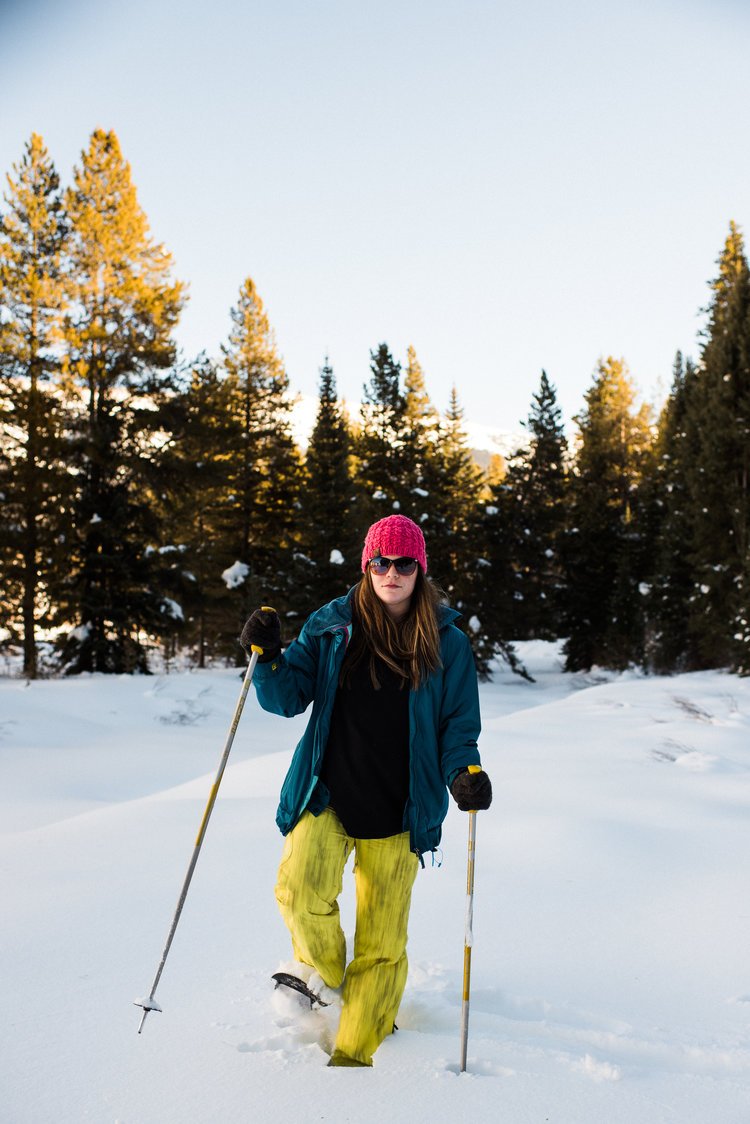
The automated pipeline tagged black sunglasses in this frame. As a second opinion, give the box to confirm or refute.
[369,556,419,576]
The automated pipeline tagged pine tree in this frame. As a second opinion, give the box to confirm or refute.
[470,501,530,679]
[56,129,186,673]
[158,355,240,666]
[562,357,653,671]
[0,134,68,676]
[501,371,568,640]
[419,387,522,677]
[218,277,304,654]
[484,452,506,492]
[403,346,437,433]
[644,352,697,671]
[300,357,356,604]
[402,344,439,519]
[421,387,484,589]
[354,344,409,522]
[460,390,532,679]
[681,222,750,671]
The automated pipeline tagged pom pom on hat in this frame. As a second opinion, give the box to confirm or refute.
[361,515,427,574]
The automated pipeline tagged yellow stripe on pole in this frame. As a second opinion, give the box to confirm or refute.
[195,782,220,847]
[462,946,472,1002]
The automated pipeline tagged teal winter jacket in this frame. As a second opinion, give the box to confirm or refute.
[252,590,482,858]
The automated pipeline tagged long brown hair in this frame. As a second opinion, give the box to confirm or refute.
[340,567,444,691]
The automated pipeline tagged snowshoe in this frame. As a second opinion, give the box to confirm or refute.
[271,971,330,1008]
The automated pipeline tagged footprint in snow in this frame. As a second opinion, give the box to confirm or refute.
[671,695,714,723]
[651,739,717,771]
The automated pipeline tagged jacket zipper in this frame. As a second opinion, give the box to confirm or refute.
[300,624,349,811]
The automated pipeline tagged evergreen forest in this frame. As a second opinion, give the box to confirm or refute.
[2,132,749,678]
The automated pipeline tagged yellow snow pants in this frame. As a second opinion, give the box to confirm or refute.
[275,807,419,1066]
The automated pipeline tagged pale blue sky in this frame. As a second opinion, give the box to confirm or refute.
[2,0,749,436]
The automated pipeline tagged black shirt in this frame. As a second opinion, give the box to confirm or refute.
[320,654,410,838]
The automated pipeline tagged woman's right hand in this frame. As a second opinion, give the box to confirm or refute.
[240,607,281,662]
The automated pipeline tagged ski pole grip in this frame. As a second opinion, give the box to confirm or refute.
[250,606,278,656]
[467,764,481,813]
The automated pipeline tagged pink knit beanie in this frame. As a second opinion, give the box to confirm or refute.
[361,514,428,574]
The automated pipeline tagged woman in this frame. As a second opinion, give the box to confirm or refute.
[241,514,492,1067]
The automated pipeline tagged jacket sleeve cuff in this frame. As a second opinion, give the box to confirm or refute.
[253,654,282,679]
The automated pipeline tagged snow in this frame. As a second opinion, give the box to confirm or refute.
[221,560,249,589]
[160,598,184,621]
[330,549,345,566]
[1,645,750,1122]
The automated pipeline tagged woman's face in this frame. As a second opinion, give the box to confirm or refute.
[369,555,419,620]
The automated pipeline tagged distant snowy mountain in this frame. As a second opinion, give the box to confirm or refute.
[463,421,527,467]
[291,394,525,464]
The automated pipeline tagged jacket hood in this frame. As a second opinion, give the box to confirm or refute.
[304,587,461,636]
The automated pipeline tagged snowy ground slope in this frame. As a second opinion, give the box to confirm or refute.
[1,643,749,1123]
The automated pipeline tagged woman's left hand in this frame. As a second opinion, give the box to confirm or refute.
[450,768,492,811]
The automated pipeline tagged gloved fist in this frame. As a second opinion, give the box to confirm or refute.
[240,607,281,663]
[450,768,492,811]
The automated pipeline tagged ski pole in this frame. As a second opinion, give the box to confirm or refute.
[459,764,481,1073]
[134,642,263,1034]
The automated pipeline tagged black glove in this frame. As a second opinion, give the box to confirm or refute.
[240,607,281,663]
[450,768,492,811]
